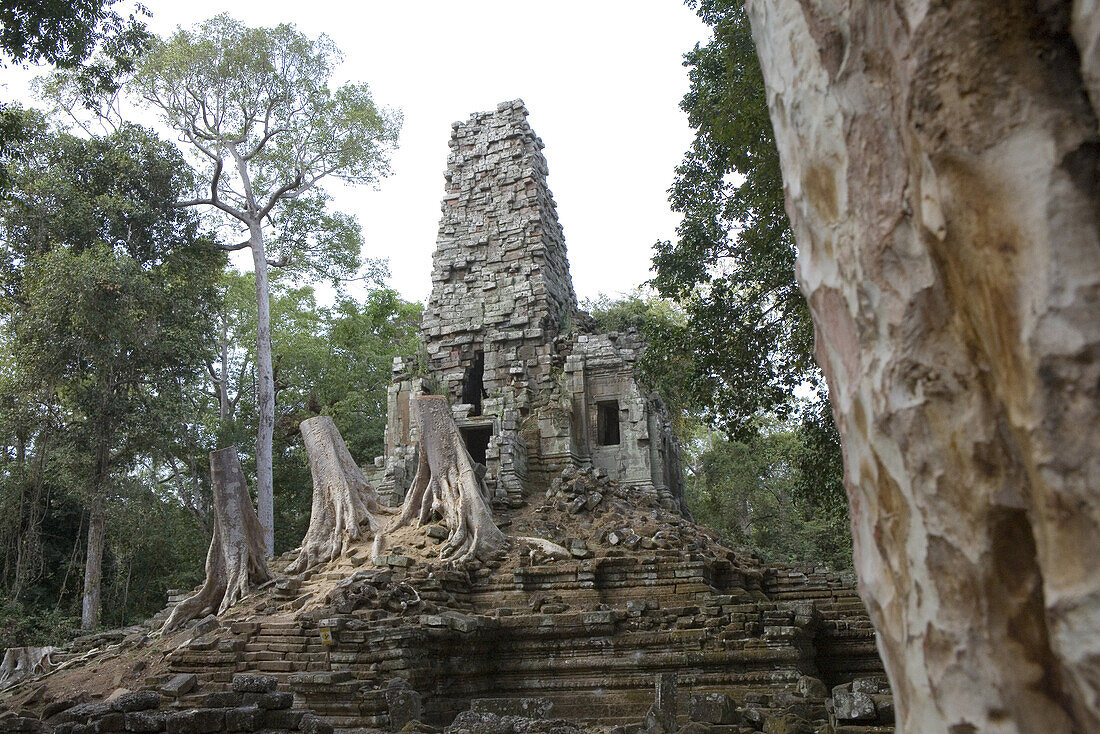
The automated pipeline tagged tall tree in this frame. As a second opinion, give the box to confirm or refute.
[0,1,151,194]
[0,121,222,628]
[747,0,1100,729]
[132,15,401,554]
[644,0,849,555]
[653,0,814,439]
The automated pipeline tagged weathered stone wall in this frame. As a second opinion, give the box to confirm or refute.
[6,676,332,734]
[374,101,682,506]
[563,330,683,506]
[421,99,576,402]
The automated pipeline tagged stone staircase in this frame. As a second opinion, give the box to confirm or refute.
[151,548,889,732]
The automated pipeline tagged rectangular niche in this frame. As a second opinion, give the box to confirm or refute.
[461,425,493,466]
[596,400,620,446]
[462,350,485,416]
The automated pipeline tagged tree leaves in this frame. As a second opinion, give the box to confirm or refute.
[132,14,401,248]
[653,0,815,440]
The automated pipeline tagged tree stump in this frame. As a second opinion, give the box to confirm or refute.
[287,416,395,574]
[162,447,271,633]
[0,646,56,689]
[389,395,506,563]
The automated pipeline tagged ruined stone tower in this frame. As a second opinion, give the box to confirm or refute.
[374,100,682,509]
[0,99,893,734]
[423,99,577,381]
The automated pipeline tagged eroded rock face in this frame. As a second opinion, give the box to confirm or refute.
[746,1,1100,731]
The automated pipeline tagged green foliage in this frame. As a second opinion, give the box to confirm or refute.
[100,478,208,627]
[584,291,694,423]
[684,417,851,569]
[0,596,80,650]
[0,121,223,630]
[0,68,416,633]
[130,14,401,282]
[270,287,421,551]
[203,271,422,553]
[586,288,850,568]
[624,0,853,566]
[653,0,815,439]
[0,2,152,194]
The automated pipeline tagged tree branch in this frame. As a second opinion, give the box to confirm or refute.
[174,196,248,221]
[243,125,287,161]
[259,170,304,218]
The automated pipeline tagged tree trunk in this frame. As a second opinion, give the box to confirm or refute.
[80,497,105,630]
[218,312,230,425]
[251,223,276,557]
[162,446,270,633]
[746,1,1100,731]
[0,646,56,689]
[287,416,395,574]
[389,396,506,564]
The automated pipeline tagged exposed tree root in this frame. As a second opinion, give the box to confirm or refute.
[287,416,396,574]
[0,647,56,689]
[162,447,270,633]
[390,396,506,563]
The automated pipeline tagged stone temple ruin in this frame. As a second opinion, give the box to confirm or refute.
[371,100,683,513]
[0,102,894,734]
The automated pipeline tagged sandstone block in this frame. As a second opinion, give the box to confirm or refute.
[470,698,552,719]
[299,713,334,734]
[201,691,242,708]
[232,674,278,693]
[122,711,165,732]
[224,705,263,732]
[688,693,738,724]
[831,685,875,721]
[242,691,293,710]
[165,709,222,734]
[795,676,827,699]
[110,692,159,714]
[158,674,196,698]
[262,709,304,729]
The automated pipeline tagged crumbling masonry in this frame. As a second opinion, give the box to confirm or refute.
[372,100,683,511]
[0,102,893,734]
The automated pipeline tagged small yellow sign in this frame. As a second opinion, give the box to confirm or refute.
[319,627,334,645]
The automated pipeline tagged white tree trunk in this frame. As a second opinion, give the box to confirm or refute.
[287,416,395,573]
[80,495,105,630]
[389,396,505,564]
[251,223,276,557]
[162,447,270,633]
[746,1,1100,731]
[218,313,230,424]
[0,647,56,689]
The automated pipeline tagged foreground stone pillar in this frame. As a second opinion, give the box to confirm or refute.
[746,1,1100,731]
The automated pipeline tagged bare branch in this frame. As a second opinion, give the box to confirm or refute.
[218,239,253,252]
[174,196,248,221]
[259,170,304,217]
[243,126,287,161]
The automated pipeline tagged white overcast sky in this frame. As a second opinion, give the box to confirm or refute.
[1,1,710,304]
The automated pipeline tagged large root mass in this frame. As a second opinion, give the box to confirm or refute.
[287,416,395,574]
[0,647,56,689]
[162,447,271,633]
[390,396,506,563]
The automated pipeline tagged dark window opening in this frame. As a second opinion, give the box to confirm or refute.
[461,426,492,466]
[463,350,485,416]
[597,400,620,446]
